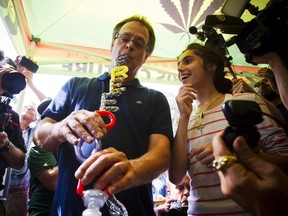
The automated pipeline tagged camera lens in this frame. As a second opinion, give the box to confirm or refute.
[2,71,26,95]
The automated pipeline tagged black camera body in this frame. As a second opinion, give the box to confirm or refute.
[235,0,288,64]
[0,94,12,132]
[19,56,39,73]
[222,100,263,151]
[169,201,187,216]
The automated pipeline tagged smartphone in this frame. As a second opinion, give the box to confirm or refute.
[19,56,39,73]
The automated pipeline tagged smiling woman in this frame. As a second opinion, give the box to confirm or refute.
[170,42,288,216]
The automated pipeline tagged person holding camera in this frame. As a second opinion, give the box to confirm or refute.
[252,52,288,111]
[212,131,288,216]
[0,54,45,216]
[210,12,288,216]
[253,68,287,121]
[0,51,26,215]
[154,174,189,216]
[169,43,288,215]
[2,103,38,216]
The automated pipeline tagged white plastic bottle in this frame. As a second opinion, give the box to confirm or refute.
[82,209,102,216]
[82,189,107,216]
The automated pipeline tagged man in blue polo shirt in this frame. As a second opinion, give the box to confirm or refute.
[35,15,173,216]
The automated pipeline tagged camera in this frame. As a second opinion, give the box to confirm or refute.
[2,71,27,95]
[235,0,288,65]
[189,24,236,78]
[0,93,13,132]
[222,100,263,151]
[19,56,39,73]
[168,200,187,216]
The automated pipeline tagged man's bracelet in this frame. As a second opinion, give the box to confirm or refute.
[0,141,11,153]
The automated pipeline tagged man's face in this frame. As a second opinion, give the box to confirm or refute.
[21,105,37,125]
[110,21,150,79]
[173,175,190,206]
[258,79,271,96]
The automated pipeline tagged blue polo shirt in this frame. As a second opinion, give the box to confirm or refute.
[43,73,173,216]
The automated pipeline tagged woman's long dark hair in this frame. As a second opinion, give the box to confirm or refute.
[180,43,232,93]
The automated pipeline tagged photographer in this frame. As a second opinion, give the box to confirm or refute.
[154,175,189,216]
[252,52,288,110]
[0,52,26,214]
[0,55,45,216]
[234,1,288,109]
[209,1,288,214]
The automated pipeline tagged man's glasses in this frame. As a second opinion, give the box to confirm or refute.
[115,33,148,51]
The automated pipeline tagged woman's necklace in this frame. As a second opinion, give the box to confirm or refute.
[195,94,222,135]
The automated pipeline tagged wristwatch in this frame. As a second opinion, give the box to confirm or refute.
[0,141,11,153]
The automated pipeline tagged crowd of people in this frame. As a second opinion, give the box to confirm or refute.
[0,52,58,216]
[0,6,288,216]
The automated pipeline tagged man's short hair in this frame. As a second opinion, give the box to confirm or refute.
[112,15,155,55]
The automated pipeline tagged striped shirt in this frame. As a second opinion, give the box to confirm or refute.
[184,93,288,216]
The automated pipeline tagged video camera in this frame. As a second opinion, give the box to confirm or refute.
[191,0,288,66]
[168,201,188,216]
[0,56,39,95]
[189,24,237,78]
[218,0,288,65]
[235,0,288,65]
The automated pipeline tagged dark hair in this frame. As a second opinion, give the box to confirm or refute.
[179,43,232,93]
[112,15,155,55]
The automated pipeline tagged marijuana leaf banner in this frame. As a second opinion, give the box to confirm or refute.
[0,0,268,79]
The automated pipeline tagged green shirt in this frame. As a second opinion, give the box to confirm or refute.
[28,144,57,216]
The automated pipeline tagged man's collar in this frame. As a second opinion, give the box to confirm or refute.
[98,72,110,81]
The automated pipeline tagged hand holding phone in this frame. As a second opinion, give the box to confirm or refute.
[19,56,39,73]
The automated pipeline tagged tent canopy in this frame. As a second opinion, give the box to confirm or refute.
[0,0,269,84]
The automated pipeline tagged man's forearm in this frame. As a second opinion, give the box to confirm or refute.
[131,135,170,186]
[35,118,64,151]
[1,142,25,169]
[269,54,288,109]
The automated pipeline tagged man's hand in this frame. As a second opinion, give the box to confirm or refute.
[232,78,256,94]
[0,131,9,149]
[75,147,136,195]
[212,131,288,216]
[57,110,107,144]
[256,68,278,93]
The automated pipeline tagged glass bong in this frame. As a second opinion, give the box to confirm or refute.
[74,55,129,216]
